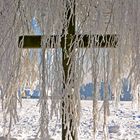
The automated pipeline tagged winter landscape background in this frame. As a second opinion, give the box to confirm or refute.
[1,0,140,140]
[0,99,140,140]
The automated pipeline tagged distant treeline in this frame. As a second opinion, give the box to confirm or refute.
[80,78,132,101]
[17,78,132,101]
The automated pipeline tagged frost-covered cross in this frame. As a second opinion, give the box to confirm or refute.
[18,0,117,139]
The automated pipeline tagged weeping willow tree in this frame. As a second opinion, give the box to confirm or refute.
[1,0,140,140]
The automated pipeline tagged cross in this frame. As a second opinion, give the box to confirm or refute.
[18,0,118,139]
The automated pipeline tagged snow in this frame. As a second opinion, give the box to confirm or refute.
[0,100,140,140]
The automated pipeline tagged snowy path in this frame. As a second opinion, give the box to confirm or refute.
[0,100,140,140]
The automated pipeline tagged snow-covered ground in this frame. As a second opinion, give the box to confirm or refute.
[0,100,140,140]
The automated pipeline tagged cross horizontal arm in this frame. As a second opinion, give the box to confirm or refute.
[18,34,118,49]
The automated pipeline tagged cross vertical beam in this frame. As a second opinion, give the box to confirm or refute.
[61,1,76,140]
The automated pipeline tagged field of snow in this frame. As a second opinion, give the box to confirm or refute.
[0,100,140,140]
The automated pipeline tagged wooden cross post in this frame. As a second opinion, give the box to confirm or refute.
[61,1,76,140]
[18,1,118,139]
